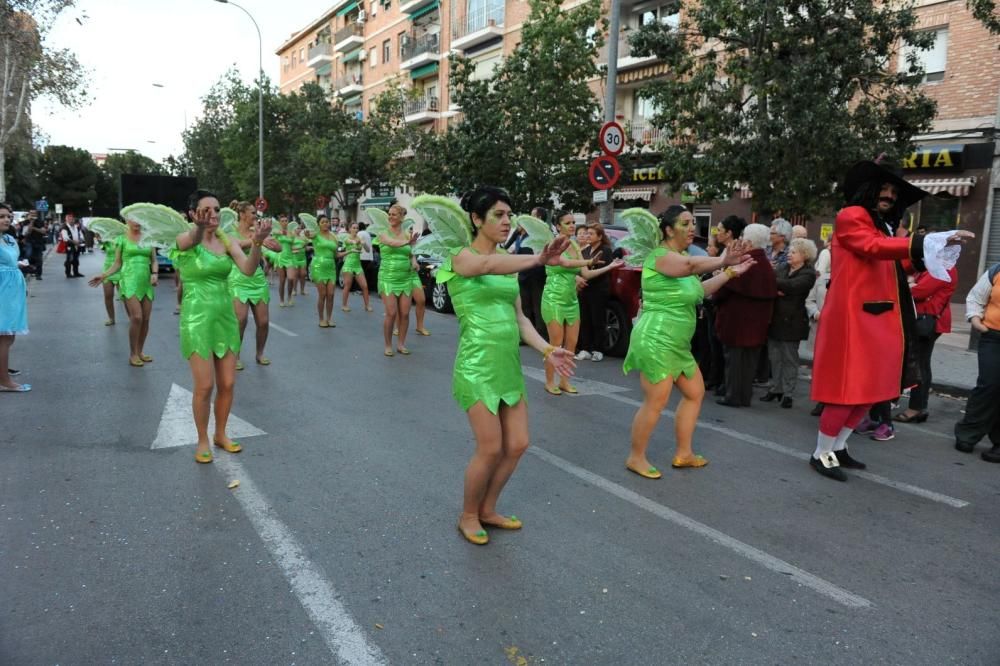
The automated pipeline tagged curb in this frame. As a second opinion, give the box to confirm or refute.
[799,356,972,399]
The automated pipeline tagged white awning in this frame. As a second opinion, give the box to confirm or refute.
[738,184,753,199]
[906,177,977,197]
[613,186,656,202]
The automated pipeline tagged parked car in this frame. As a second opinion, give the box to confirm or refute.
[417,253,452,313]
[156,253,174,274]
[603,225,641,357]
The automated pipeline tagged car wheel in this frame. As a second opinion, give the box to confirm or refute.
[605,300,630,357]
[430,281,453,313]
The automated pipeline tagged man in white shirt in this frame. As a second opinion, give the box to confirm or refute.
[357,222,375,289]
[60,213,85,278]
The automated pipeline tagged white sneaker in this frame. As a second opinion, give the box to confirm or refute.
[575,350,592,360]
[591,351,604,362]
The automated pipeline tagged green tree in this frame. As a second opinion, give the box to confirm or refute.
[419,0,605,211]
[37,144,99,213]
[2,132,41,208]
[630,0,938,215]
[180,69,245,202]
[0,1,88,201]
[967,0,999,37]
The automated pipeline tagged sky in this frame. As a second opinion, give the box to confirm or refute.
[32,0,331,162]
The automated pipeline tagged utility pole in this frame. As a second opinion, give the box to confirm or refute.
[600,0,622,225]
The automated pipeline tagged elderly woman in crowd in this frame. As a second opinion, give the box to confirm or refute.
[714,223,777,407]
[761,238,818,408]
[768,218,792,267]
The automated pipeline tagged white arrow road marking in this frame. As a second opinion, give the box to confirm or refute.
[151,383,266,449]
[522,368,970,509]
[521,365,630,395]
[213,455,387,665]
[269,322,298,337]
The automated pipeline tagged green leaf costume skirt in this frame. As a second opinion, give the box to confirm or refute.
[378,243,414,296]
[341,252,363,275]
[228,264,269,305]
[541,264,580,325]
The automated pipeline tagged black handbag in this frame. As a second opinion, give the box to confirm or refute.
[915,296,948,338]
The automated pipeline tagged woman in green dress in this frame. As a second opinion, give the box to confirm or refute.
[274,215,296,307]
[89,219,158,367]
[622,205,753,478]
[405,219,431,336]
[97,234,122,326]
[175,190,271,464]
[292,227,308,297]
[378,204,419,356]
[229,202,278,369]
[424,187,576,545]
[339,221,372,312]
[309,215,340,328]
[541,211,623,395]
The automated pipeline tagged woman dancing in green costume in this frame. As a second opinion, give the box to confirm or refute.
[229,201,278,369]
[273,215,296,306]
[89,217,159,367]
[414,187,576,545]
[292,227,308,297]
[308,214,340,328]
[541,211,622,395]
[88,218,127,327]
[376,204,419,356]
[620,205,753,478]
[339,221,372,312]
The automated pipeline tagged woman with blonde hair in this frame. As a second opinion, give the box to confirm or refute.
[378,204,419,356]
[228,201,276,368]
[309,215,340,328]
[339,221,373,312]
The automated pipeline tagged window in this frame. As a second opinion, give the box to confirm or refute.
[899,28,948,83]
[299,47,305,62]
[470,53,502,81]
[369,47,377,68]
[398,31,407,58]
[693,206,712,238]
[915,195,959,230]
[636,95,659,119]
[640,3,679,29]
[383,39,391,64]
[292,51,297,67]
[283,55,290,70]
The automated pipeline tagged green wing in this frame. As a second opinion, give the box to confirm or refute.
[337,232,350,244]
[403,218,415,233]
[414,235,451,262]
[513,214,554,254]
[365,208,390,238]
[410,195,471,250]
[286,221,300,234]
[219,207,238,234]
[298,213,319,234]
[121,203,191,249]
[87,217,127,242]
[620,208,661,266]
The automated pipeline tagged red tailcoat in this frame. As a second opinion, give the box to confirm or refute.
[811,206,920,405]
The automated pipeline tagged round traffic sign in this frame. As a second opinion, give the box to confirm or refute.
[599,121,626,156]
[254,196,268,212]
[588,154,621,190]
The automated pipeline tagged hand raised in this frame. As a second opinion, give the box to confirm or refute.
[723,239,753,265]
[538,236,571,266]
[253,219,273,242]
[728,256,756,277]
[409,231,420,245]
[945,230,975,246]
[609,258,625,270]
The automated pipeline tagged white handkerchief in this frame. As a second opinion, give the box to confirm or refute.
[922,231,962,282]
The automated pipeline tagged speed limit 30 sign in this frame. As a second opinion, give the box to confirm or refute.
[599,121,625,156]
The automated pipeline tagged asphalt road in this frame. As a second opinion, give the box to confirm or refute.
[2,252,998,665]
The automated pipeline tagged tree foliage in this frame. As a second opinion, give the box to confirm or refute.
[37,144,99,212]
[631,0,938,215]
[967,0,1000,38]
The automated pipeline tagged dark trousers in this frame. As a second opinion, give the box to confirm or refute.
[907,333,940,411]
[955,330,1000,448]
[704,307,726,388]
[64,244,81,276]
[724,345,761,406]
[578,286,609,353]
[28,244,44,278]
[519,277,546,339]
[361,260,375,292]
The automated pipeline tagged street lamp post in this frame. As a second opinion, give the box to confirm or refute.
[214,0,264,201]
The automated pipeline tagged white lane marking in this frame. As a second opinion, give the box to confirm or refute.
[151,384,266,449]
[521,365,630,395]
[269,322,299,337]
[523,368,970,509]
[214,455,387,665]
[528,446,872,609]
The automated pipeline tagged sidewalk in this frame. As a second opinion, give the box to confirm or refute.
[800,301,979,397]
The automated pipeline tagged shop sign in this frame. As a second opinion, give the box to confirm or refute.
[820,223,833,242]
[628,165,668,183]
[901,144,964,170]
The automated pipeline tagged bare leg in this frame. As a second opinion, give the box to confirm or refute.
[285,268,298,304]
[250,301,269,361]
[0,335,21,389]
[103,282,116,323]
[315,281,326,324]
[324,283,335,323]
[357,274,371,309]
[212,352,238,446]
[460,402,504,537]
[479,400,530,523]
[558,321,580,390]
[189,355,215,457]
[544,321,564,389]
[396,294,412,350]
[277,268,287,305]
[124,297,143,362]
[382,294,398,352]
[413,287,427,332]
[627,373,673,471]
[137,298,153,357]
[233,300,250,362]
[673,370,707,461]
[341,273,354,308]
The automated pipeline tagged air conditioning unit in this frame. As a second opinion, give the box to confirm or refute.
[356,10,366,23]
[358,49,367,60]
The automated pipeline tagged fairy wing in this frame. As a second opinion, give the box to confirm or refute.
[365,208,390,238]
[286,221,300,234]
[410,195,471,250]
[87,217,127,242]
[337,232,350,244]
[619,208,661,266]
[413,235,452,262]
[512,214,554,254]
[219,207,238,234]
[298,213,319,234]
[120,203,190,249]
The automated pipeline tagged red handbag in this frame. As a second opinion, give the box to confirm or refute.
[56,239,67,253]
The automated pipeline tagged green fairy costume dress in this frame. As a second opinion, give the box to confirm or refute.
[341,236,364,275]
[378,231,414,296]
[118,236,155,301]
[618,211,705,383]
[90,219,128,286]
[174,244,241,359]
[275,232,295,268]
[227,230,269,305]
[291,236,307,269]
[540,251,581,325]
[101,239,122,285]
[310,232,339,284]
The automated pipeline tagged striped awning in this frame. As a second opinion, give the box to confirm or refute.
[738,185,753,199]
[612,186,656,202]
[906,177,977,197]
[336,1,360,16]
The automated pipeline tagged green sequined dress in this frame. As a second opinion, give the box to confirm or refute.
[275,234,294,268]
[541,258,580,325]
[378,233,413,296]
[437,248,526,414]
[101,240,121,285]
[227,231,269,305]
[310,233,339,284]
[118,237,155,301]
[623,247,704,384]
[341,237,363,275]
[291,237,307,268]
[174,244,241,360]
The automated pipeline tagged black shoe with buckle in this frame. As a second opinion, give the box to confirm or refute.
[835,447,866,469]
[810,454,847,482]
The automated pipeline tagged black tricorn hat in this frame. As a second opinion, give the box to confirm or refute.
[842,160,930,211]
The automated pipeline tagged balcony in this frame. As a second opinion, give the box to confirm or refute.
[400,0,437,16]
[400,33,440,70]
[308,42,334,68]
[451,4,504,52]
[334,23,364,52]
[335,71,364,96]
[625,121,663,148]
[404,96,440,123]
[598,31,658,72]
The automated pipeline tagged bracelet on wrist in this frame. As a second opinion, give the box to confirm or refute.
[542,344,555,360]
[724,266,738,279]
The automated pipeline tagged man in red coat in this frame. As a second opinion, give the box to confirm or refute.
[809,161,971,481]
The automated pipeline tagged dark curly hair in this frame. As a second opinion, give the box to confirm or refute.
[657,204,689,240]
[187,189,219,212]
[460,186,512,236]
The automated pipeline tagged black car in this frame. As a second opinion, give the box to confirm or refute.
[416,253,452,313]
